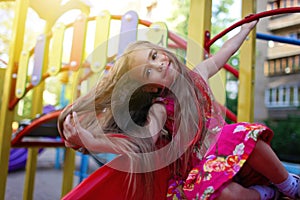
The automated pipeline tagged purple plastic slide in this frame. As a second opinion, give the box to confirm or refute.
[9,148,43,172]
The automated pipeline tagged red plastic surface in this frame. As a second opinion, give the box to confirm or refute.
[11,110,64,147]
[62,156,171,200]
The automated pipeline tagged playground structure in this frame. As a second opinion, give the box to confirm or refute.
[0,0,300,199]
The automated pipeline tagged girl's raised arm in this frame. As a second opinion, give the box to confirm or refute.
[194,20,258,82]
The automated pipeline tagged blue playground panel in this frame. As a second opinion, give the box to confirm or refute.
[74,152,116,183]
[282,161,300,175]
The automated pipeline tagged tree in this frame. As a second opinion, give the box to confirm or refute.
[168,0,236,53]
[0,2,14,67]
[264,116,300,163]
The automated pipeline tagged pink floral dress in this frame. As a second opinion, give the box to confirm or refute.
[156,72,274,200]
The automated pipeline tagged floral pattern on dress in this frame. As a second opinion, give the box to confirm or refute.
[166,122,272,200]
[201,186,215,200]
[167,178,186,200]
[183,169,201,191]
[203,143,247,181]
[233,123,267,142]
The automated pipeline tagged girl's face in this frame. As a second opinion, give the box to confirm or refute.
[128,47,179,92]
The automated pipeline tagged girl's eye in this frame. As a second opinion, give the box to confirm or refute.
[151,51,157,60]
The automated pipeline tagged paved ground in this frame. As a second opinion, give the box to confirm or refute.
[5,148,99,200]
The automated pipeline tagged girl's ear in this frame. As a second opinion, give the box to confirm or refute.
[142,85,159,93]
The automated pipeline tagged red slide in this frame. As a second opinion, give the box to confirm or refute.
[11,110,64,148]
[62,156,171,200]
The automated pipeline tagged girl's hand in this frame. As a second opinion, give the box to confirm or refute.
[64,140,80,149]
[70,112,104,151]
[70,112,132,154]
[241,20,258,31]
[63,113,84,147]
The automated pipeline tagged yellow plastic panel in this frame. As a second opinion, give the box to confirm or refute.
[186,0,212,69]
[146,22,168,47]
[91,10,111,73]
[237,0,256,122]
[15,50,29,98]
[49,23,65,76]
[23,148,38,200]
[69,13,88,71]
[0,0,29,198]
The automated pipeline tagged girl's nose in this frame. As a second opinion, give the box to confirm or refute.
[160,53,168,67]
[156,62,164,71]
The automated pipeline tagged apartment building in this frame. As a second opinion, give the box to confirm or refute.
[255,0,300,121]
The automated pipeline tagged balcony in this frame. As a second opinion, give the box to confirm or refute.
[267,0,300,32]
[267,0,300,10]
[264,54,300,76]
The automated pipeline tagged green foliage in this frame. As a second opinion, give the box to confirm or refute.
[167,0,190,38]
[264,116,300,163]
[0,2,14,62]
[210,0,235,54]
[168,0,236,54]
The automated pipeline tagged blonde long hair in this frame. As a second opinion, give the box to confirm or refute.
[58,41,216,198]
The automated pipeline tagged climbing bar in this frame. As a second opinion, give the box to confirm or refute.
[224,63,239,78]
[256,32,300,46]
[0,58,7,65]
[206,7,300,49]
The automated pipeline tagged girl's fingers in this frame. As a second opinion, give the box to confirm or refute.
[72,112,83,132]
[64,114,71,128]
[63,115,73,134]
[63,116,70,137]
[64,140,74,148]
[66,113,70,123]
[63,114,80,139]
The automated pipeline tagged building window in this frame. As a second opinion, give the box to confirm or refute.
[265,84,300,108]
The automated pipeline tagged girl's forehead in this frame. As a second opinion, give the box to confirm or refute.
[129,46,152,56]
[128,48,152,68]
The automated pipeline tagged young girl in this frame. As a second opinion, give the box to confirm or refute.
[58,20,300,200]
